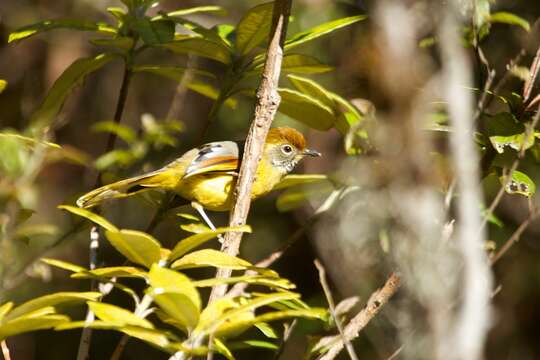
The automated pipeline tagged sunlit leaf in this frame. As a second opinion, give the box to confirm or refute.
[236,2,274,55]
[8,19,116,43]
[105,229,162,268]
[0,315,70,341]
[71,266,147,280]
[276,180,335,212]
[489,132,534,154]
[213,338,234,360]
[0,80,6,94]
[88,301,153,328]
[228,339,278,350]
[169,225,251,261]
[92,121,136,144]
[503,170,536,197]
[0,303,14,322]
[287,74,335,108]
[254,322,278,338]
[58,205,118,231]
[285,15,366,51]
[131,17,175,45]
[278,88,335,130]
[0,132,61,149]
[31,54,117,130]
[192,275,294,290]
[148,265,201,330]
[13,224,59,240]
[41,258,86,273]
[165,6,226,17]
[6,292,101,321]
[171,249,252,270]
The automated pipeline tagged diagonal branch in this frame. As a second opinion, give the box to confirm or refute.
[207,0,292,303]
[318,273,401,360]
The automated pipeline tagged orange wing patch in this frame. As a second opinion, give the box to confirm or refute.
[183,141,240,179]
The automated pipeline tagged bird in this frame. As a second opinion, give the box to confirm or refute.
[76,127,321,214]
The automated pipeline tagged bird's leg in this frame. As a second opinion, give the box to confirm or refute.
[191,202,225,243]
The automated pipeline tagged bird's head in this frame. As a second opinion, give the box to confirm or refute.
[264,127,321,174]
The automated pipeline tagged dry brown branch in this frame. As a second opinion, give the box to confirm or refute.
[207,0,292,304]
[315,259,359,360]
[318,273,401,360]
[1,340,11,360]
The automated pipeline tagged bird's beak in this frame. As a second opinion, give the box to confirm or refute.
[302,148,322,157]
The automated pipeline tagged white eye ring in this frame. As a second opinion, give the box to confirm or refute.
[281,145,293,154]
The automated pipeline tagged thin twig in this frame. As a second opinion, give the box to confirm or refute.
[315,260,359,360]
[386,345,403,360]
[1,340,11,360]
[490,207,539,265]
[273,319,297,360]
[318,273,401,360]
[523,46,540,103]
[77,49,135,360]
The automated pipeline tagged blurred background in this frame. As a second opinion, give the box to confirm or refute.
[1,0,540,359]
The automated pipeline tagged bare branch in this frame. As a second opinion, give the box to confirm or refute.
[315,259,359,360]
[523,46,540,103]
[1,340,11,360]
[207,0,292,303]
[318,273,401,360]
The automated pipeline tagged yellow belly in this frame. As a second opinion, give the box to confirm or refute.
[175,170,283,212]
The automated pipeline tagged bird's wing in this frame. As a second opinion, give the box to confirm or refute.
[182,141,242,179]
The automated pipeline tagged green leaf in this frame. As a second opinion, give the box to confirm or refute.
[88,302,153,328]
[148,265,201,330]
[228,339,278,350]
[92,121,137,144]
[0,303,14,322]
[31,54,117,130]
[235,2,274,55]
[6,292,101,321]
[192,275,294,290]
[41,258,86,273]
[133,65,216,81]
[131,17,175,45]
[489,132,535,154]
[0,80,6,94]
[171,249,252,270]
[199,292,300,335]
[285,15,366,51]
[166,6,226,17]
[213,338,234,360]
[195,298,254,338]
[254,322,278,338]
[8,19,116,43]
[489,12,530,32]
[281,54,333,74]
[58,205,118,231]
[105,229,162,268]
[278,88,335,130]
[274,174,329,190]
[90,37,134,50]
[503,170,536,198]
[72,266,147,280]
[169,225,251,261]
[276,180,335,212]
[163,37,233,64]
[287,74,335,109]
[0,315,70,341]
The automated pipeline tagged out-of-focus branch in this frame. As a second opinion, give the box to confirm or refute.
[490,207,539,265]
[315,260,359,360]
[207,0,292,303]
[318,273,401,360]
[439,9,492,360]
[1,340,11,360]
[523,46,540,103]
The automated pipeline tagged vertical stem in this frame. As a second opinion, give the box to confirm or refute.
[76,54,134,360]
[1,340,11,360]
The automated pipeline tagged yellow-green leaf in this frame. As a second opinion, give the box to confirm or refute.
[71,266,147,279]
[278,88,335,130]
[165,6,226,17]
[31,54,117,131]
[285,15,366,51]
[274,174,329,190]
[503,170,536,198]
[0,315,69,341]
[148,265,201,330]
[169,225,251,261]
[6,292,101,321]
[171,249,252,270]
[0,80,6,94]
[192,275,294,290]
[213,338,234,360]
[0,303,14,322]
[41,258,87,273]
[235,2,274,55]
[88,302,153,328]
[287,74,335,109]
[489,12,530,31]
[105,229,162,268]
[163,38,232,64]
[58,205,118,231]
[8,19,116,43]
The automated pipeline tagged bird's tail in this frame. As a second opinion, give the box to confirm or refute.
[76,169,175,208]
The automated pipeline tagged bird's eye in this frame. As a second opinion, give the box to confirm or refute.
[281,145,293,154]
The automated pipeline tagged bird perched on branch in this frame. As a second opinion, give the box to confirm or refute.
[77,127,321,212]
